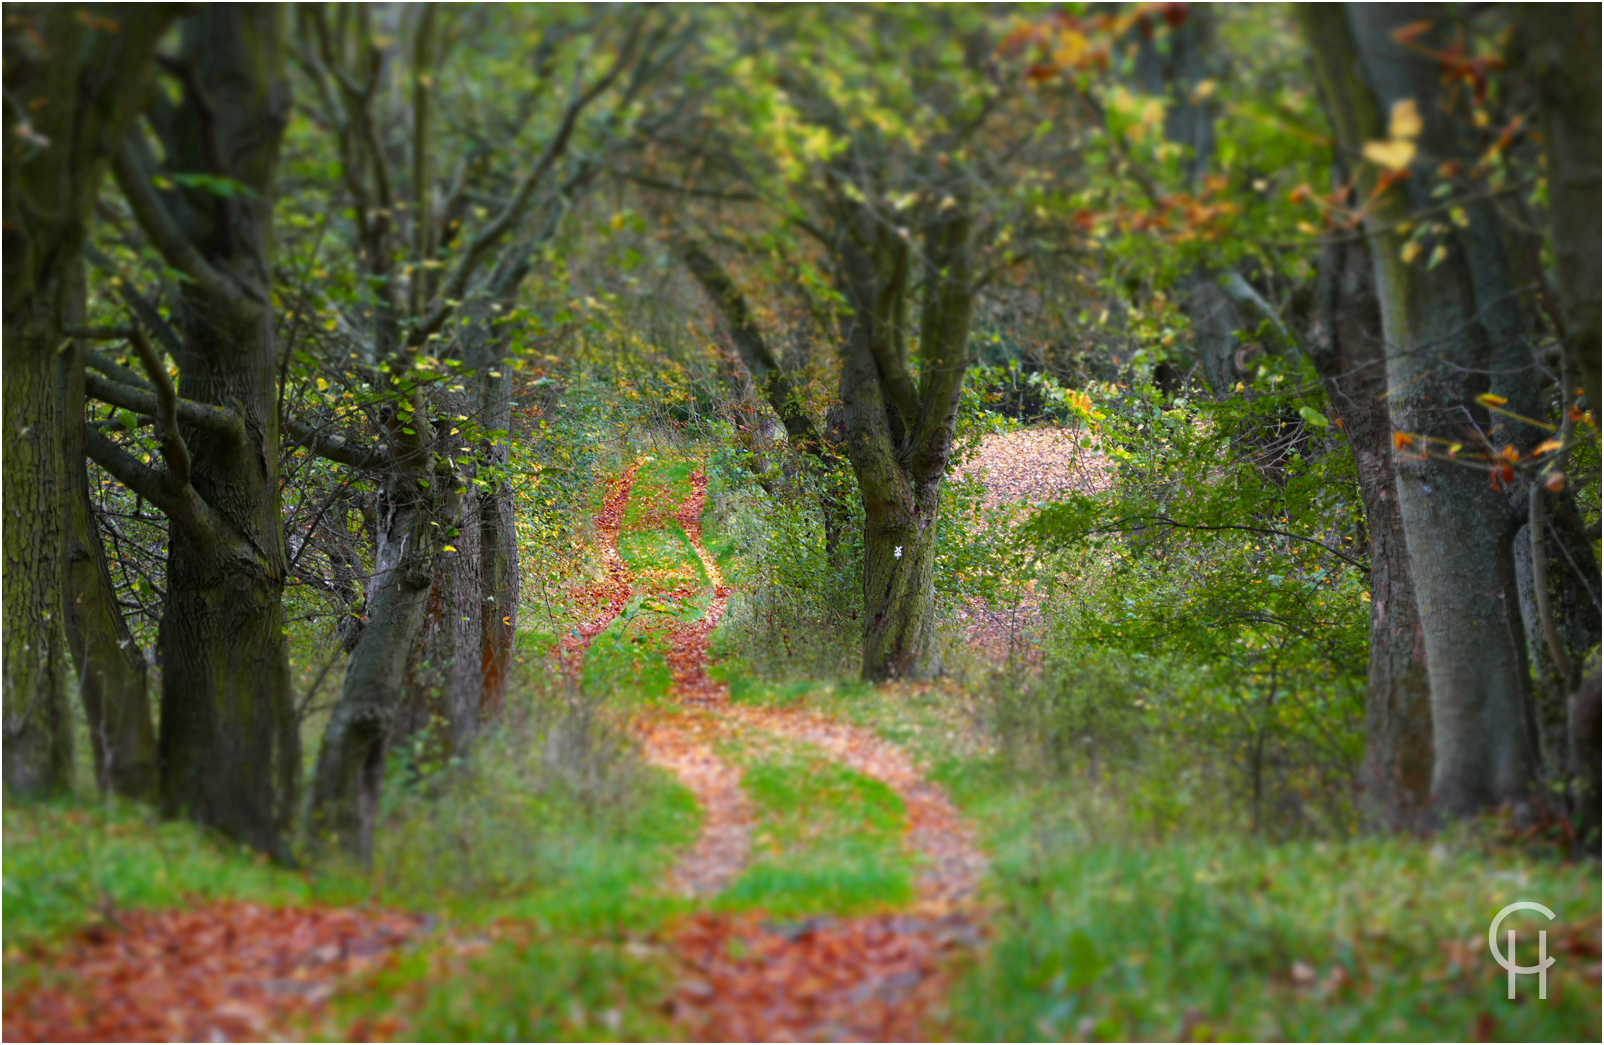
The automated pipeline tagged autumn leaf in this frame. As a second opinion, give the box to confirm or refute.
[1362,138,1416,172]
[1476,392,1509,407]
[1387,98,1423,140]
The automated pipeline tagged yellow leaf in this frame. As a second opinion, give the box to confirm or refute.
[1533,438,1564,455]
[442,544,458,553]
[1400,240,1422,264]
[1388,98,1423,140]
[316,377,329,391]
[1190,78,1217,103]
[1363,138,1416,171]
[1476,392,1509,407]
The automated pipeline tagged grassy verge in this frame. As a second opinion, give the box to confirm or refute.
[2,801,322,962]
[937,760,1602,1042]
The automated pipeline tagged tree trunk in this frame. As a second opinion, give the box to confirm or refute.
[1519,4,1602,419]
[1309,227,1433,832]
[1304,4,1542,817]
[860,488,941,681]
[1514,493,1602,791]
[2,5,173,798]
[61,295,158,802]
[2,288,75,798]
[310,479,438,862]
[471,300,520,723]
[834,201,973,681]
[107,5,300,855]
[409,478,484,755]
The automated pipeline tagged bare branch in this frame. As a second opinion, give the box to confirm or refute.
[82,425,184,516]
[129,325,192,485]
[85,348,153,390]
[418,18,644,341]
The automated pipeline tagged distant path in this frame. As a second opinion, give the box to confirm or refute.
[951,425,1108,665]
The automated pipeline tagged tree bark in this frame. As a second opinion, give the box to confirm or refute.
[310,465,440,863]
[62,294,158,802]
[1309,226,1433,832]
[1518,4,1602,420]
[108,6,300,855]
[1303,4,1543,817]
[3,5,173,798]
[834,201,974,681]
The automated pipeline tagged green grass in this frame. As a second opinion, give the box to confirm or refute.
[718,751,915,917]
[621,458,695,533]
[941,761,1603,1043]
[2,801,326,963]
[617,525,709,585]
[582,616,673,704]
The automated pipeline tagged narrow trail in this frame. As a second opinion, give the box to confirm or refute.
[598,460,988,1042]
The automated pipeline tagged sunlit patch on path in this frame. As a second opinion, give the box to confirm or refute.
[3,904,421,1042]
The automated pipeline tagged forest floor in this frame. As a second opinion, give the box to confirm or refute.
[3,443,1009,1042]
[4,430,1600,1043]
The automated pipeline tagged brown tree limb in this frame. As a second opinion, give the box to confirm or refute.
[83,373,243,438]
[128,326,191,485]
[111,141,242,306]
[283,419,389,470]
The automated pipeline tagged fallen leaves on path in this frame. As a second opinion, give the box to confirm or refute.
[665,470,732,706]
[557,462,641,678]
[669,910,981,1042]
[4,904,422,1043]
[636,711,752,897]
[582,460,989,1041]
[951,427,1108,665]
[727,707,986,908]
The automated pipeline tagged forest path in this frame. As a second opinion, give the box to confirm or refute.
[607,460,987,1041]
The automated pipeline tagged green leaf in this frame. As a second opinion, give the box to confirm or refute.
[1297,406,1330,429]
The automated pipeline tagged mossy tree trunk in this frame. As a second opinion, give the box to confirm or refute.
[61,282,158,801]
[1519,4,1602,420]
[833,201,975,682]
[97,5,299,856]
[2,5,173,798]
[1309,223,1433,832]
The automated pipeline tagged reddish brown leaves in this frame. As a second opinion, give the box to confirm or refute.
[4,904,422,1043]
[665,470,732,706]
[557,462,642,677]
[669,911,980,1042]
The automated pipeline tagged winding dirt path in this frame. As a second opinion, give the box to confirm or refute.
[596,462,988,1041]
